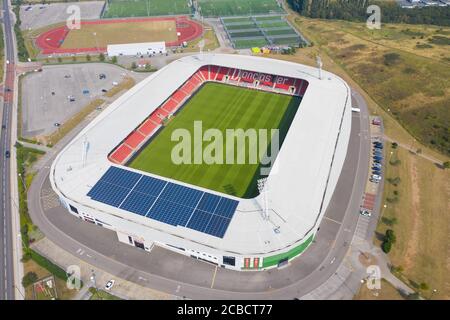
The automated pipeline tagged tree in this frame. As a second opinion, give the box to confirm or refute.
[99,53,105,62]
[443,161,450,169]
[385,229,396,244]
[382,240,392,253]
[131,61,137,69]
[22,272,38,287]
[57,57,62,63]
[86,54,91,62]
[111,56,118,64]
[391,142,398,149]
[72,55,77,62]
[419,282,429,291]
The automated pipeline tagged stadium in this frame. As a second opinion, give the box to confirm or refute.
[49,54,352,271]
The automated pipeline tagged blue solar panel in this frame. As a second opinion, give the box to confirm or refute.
[87,166,239,238]
[160,183,203,208]
[133,175,167,197]
[196,193,221,212]
[88,181,130,207]
[99,166,141,189]
[147,199,194,226]
[186,210,213,232]
[119,191,156,216]
[214,198,239,219]
[204,215,231,238]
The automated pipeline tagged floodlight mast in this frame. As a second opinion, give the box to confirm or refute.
[257,178,269,221]
[316,55,323,80]
[82,136,88,167]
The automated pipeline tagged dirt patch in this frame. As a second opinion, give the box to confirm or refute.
[403,157,421,270]
[358,252,378,268]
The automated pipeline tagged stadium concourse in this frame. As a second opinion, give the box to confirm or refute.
[50,54,352,271]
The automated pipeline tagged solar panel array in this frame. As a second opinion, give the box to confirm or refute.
[87,167,238,238]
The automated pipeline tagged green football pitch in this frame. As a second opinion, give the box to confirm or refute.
[103,0,191,18]
[128,82,300,198]
[198,0,283,17]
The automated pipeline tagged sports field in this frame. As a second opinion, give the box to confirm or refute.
[103,0,191,18]
[61,20,177,49]
[198,0,283,17]
[129,83,300,198]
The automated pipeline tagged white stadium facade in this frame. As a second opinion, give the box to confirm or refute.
[50,54,352,271]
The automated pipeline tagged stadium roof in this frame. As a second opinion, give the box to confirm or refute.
[51,54,351,256]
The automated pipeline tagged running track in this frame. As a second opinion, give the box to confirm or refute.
[36,17,203,54]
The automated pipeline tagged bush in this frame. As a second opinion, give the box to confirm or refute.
[391,142,398,149]
[111,56,118,64]
[131,62,137,69]
[89,287,97,294]
[28,249,70,281]
[443,161,450,169]
[385,229,396,244]
[22,272,38,287]
[382,240,392,253]
[419,282,429,291]
[99,53,105,62]
[21,252,31,263]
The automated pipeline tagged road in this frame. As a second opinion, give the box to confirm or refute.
[0,0,17,300]
[26,83,371,299]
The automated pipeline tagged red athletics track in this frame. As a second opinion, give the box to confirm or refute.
[36,16,203,55]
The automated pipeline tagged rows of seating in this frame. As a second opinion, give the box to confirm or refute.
[109,65,308,164]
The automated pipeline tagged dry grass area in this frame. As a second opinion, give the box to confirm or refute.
[354,278,406,300]
[104,76,135,98]
[280,14,450,158]
[184,26,220,53]
[62,20,177,49]
[376,147,450,299]
[41,98,105,146]
[273,7,450,299]
[23,259,78,300]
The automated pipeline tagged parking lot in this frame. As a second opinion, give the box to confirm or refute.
[20,1,105,30]
[21,63,147,138]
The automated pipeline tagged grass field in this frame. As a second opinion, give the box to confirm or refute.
[198,0,283,17]
[103,0,191,18]
[61,20,177,49]
[129,82,300,198]
[288,17,450,156]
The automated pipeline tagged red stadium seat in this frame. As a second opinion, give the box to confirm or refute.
[161,99,178,113]
[124,131,145,149]
[215,67,229,81]
[149,112,163,124]
[109,144,133,164]
[210,65,220,80]
[199,66,209,81]
[139,119,159,136]
[172,89,188,103]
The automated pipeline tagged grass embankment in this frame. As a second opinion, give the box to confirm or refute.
[44,98,105,146]
[273,10,450,299]
[287,17,450,157]
[104,76,135,98]
[0,24,4,78]
[184,26,220,53]
[129,82,300,198]
[89,288,122,300]
[16,143,82,299]
[354,278,406,300]
[375,146,450,299]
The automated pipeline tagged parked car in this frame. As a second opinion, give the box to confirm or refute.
[99,73,106,80]
[373,156,383,161]
[101,89,108,93]
[360,209,372,217]
[54,123,60,127]
[370,178,380,183]
[373,159,382,164]
[105,279,115,291]
[5,151,10,158]
[371,174,382,181]
[373,162,382,168]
